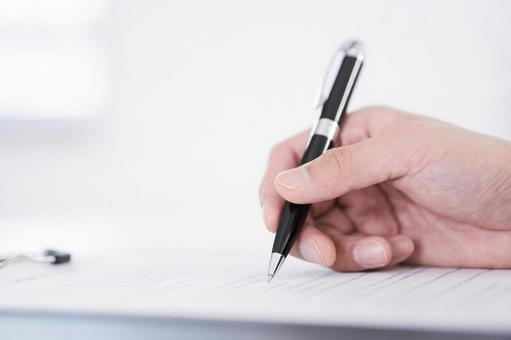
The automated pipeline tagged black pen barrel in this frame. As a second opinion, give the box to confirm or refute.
[271,135,333,257]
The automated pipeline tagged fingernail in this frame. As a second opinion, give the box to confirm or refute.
[353,241,388,268]
[276,166,310,190]
[299,239,326,265]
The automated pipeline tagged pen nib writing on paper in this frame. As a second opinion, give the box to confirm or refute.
[267,252,285,282]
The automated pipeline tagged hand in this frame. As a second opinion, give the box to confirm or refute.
[259,107,511,271]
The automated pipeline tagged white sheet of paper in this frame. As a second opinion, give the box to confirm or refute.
[0,250,510,333]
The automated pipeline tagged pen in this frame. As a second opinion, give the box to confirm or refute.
[267,40,365,282]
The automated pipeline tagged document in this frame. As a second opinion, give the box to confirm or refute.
[0,249,510,333]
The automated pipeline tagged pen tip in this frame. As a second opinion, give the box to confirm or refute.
[267,252,285,283]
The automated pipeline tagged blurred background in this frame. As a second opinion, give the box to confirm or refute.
[0,0,510,256]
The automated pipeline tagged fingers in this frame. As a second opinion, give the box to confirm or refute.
[288,221,337,267]
[288,208,413,271]
[315,206,355,234]
[274,132,412,204]
[339,186,399,236]
[260,106,422,271]
[388,235,415,267]
[259,130,309,232]
[328,233,414,271]
[290,225,415,271]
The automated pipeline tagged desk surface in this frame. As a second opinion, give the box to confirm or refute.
[0,311,508,340]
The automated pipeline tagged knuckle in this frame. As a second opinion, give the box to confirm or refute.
[330,146,353,173]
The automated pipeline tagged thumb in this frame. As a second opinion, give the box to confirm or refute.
[273,133,412,204]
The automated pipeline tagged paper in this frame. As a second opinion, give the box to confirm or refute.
[0,250,510,333]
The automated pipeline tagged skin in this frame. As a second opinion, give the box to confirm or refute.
[259,106,511,271]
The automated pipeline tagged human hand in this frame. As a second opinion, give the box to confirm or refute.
[259,107,511,271]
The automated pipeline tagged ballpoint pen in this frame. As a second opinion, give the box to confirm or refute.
[267,40,365,282]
